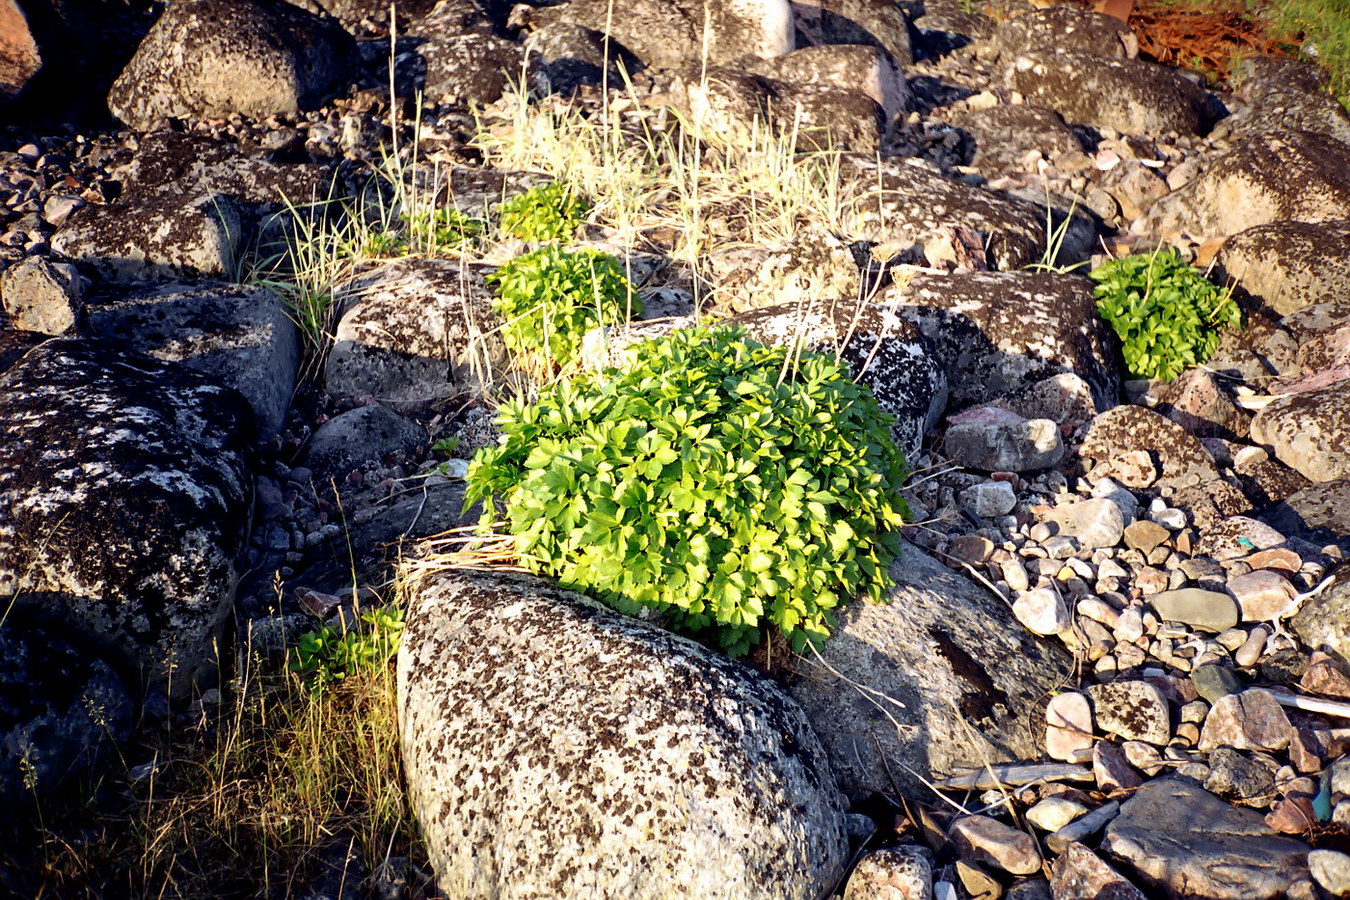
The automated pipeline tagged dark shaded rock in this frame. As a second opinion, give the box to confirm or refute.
[0,329,44,374]
[0,339,254,704]
[398,566,849,898]
[988,6,1135,61]
[1155,368,1250,441]
[108,0,359,130]
[911,0,993,57]
[1236,456,1312,509]
[738,42,908,119]
[881,270,1119,412]
[301,404,428,477]
[300,0,440,29]
[1007,52,1208,136]
[1266,479,1350,547]
[1215,221,1350,318]
[792,0,913,66]
[523,21,644,96]
[1250,378,1350,482]
[1205,747,1277,806]
[1226,78,1350,145]
[417,31,532,105]
[1135,131,1350,242]
[1170,480,1252,532]
[1103,778,1310,899]
[785,542,1074,800]
[1079,405,1221,490]
[952,104,1082,175]
[1292,569,1350,664]
[1207,307,1299,381]
[85,281,301,437]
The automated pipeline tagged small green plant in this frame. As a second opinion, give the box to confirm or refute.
[407,206,487,252]
[431,436,461,456]
[486,245,640,370]
[465,325,910,656]
[1090,246,1241,382]
[289,605,406,694]
[497,181,590,242]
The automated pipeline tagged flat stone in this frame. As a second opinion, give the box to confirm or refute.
[1050,843,1146,900]
[1045,800,1119,855]
[1228,570,1298,622]
[947,418,1065,472]
[1014,587,1070,636]
[1198,689,1294,752]
[1123,520,1170,554]
[1045,691,1093,762]
[1192,663,1244,703]
[950,815,1041,876]
[1093,741,1142,794]
[843,845,933,900]
[1026,797,1087,833]
[1088,681,1170,745]
[1103,778,1310,899]
[960,480,1018,517]
[1038,498,1125,552]
[1149,588,1239,633]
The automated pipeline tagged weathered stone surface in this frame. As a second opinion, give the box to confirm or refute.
[738,43,908,119]
[945,415,1064,472]
[302,0,440,29]
[397,567,848,899]
[1250,378,1350,483]
[988,6,1136,61]
[1194,516,1287,561]
[1093,741,1142,794]
[1286,302,1350,375]
[1292,570,1350,664]
[1013,587,1070,636]
[0,329,44,374]
[417,31,531,105]
[1227,569,1297,622]
[326,259,510,408]
[1267,478,1350,547]
[704,230,861,315]
[1080,405,1220,490]
[1038,498,1125,552]
[108,0,358,130]
[1155,368,1250,441]
[85,281,300,437]
[1205,747,1277,806]
[0,0,40,103]
[0,339,254,703]
[1226,77,1350,145]
[1050,842,1146,900]
[1027,796,1086,833]
[1309,850,1350,898]
[793,0,912,66]
[302,405,427,478]
[952,104,1082,175]
[1007,52,1208,136]
[991,372,1097,425]
[1149,589,1239,633]
[52,187,240,284]
[1215,220,1350,317]
[1134,131,1350,243]
[522,20,643,96]
[881,271,1117,411]
[786,542,1074,800]
[1198,689,1293,752]
[1089,681,1170,745]
[844,846,933,900]
[516,0,793,69]
[0,613,133,803]
[1045,691,1093,762]
[0,256,86,335]
[1104,778,1309,899]
[839,156,1093,272]
[950,815,1041,876]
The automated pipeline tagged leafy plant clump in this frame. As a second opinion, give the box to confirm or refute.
[1090,247,1241,382]
[465,326,910,655]
[498,181,590,242]
[486,245,640,370]
[289,605,406,694]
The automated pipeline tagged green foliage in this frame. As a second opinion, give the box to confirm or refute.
[431,436,461,457]
[1090,247,1241,382]
[289,606,406,694]
[465,326,910,656]
[407,206,487,252]
[486,245,640,369]
[497,182,590,242]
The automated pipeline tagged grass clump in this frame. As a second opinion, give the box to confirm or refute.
[497,181,590,242]
[486,245,640,371]
[465,325,910,656]
[1091,247,1241,381]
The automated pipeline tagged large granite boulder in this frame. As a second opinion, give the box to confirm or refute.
[1251,378,1350,483]
[1079,405,1221,490]
[0,339,254,705]
[1225,73,1350,145]
[987,6,1136,61]
[397,567,849,899]
[1134,131,1350,243]
[879,270,1119,412]
[108,0,358,130]
[737,43,908,120]
[785,542,1075,800]
[1215,220,1350,318]
[791,0,913,67]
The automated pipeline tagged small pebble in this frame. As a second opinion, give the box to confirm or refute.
[1235,626,1269,668]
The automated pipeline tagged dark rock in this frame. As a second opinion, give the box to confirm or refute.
[989,6,1136,61]
[301,405,428,477]
[0,329,44,374]
[416,31,532,106]
[397,567,849,898]
[952,104,1082,175]
[1215,221,1350,318]
[302,0,440,29]
[1205,748,1277,806]
[793,0,913,66]
[1266,479,1350,547]
[0,339,254,704]
[1237,457,1311,510]
[737,42,908,119]
[523,21,644,96]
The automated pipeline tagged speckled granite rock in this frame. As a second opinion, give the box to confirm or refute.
[1292,569,1350,663]
[1266,479,1350,547]
[0,339,254,704]
[951,104,1083,175]
[792,0,913,66]
[737,43,908,119]
[1080,405,1221,490]
[785,542,1074,800]
[397,567,848,900]
[1250,378,1350,482]
[987,6,1136,61]
[703,230,861,314]
[880,270,1118,411]
[1215,220,1350,317]
[417,31,533,106]
[108,0,358,130]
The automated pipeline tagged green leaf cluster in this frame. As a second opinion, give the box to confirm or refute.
[486,245,641,369]
[1090,247,1241,382]
[409,207,487,251]
[288,606,406,694]
[498,182,590,242]
[465,326,910,656]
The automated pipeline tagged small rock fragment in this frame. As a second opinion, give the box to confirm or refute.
[949,815,1042,876]
[1094,741,1143,793]
[1198,689,1294,752]
[1015,587,1070,636]
[844,845,934,900]
[1026,796,1087,832]
[1192,664,1243,703]
[1049,842,1147,900]
[1309,850,1350,898]
[1045,691,1094,762]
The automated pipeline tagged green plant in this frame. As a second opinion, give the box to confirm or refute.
[486,245,640,370]
[406,206,487,252]
[465,325,910,656]
[1090,247,1241,381]
[497,181,590,242]
[289,605,406,694]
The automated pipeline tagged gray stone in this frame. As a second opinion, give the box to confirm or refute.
[1226,79,1350,145]
[397,567,848,899]
[703,230,860,315]
[418,32,532,106]
[1134,131,1350,243]
[843,846,933,900]
[1309,850,1350,898]
[0,339,254,704]
[1102,778,1309,900]
[1267,478,1350,547]
[738,43,908,119]
[0,256,86,335]
[1205,747,1276,806]
[326,259,510,409]
[1080,405,1220,490]
[1149,589,1239,633]
[945,416,1064,472]
[1250,378,1350,483]
[108,0,358,130]
[1088,681,1170,745]
[301,405,427,478]
[961,481,1017,517]
[522,20,644,96]
[1216,220,1350,317]
[950,815,1041,876]
[85,281,300,437]
[988,6,1136,61]
[1292,570,1350,666]
[1013,587,1069,636]
[1093,741,1142,793]
[786,542,1074,800]
[793,0,912,65]
[1191,664,1243,703]
[1038,498,1125,551]
[1007,52,1208,136]
[952,105,1082,176]
[1050,842,1146,900]
[881,271,1117,411]
[1046,800,1119,855]
[1198,689,1293,752]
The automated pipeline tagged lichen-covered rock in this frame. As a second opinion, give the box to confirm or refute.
[523,21,643,96]
[703,230,861,314]
[737,42,908,119]
[1292,568,1350,661]
[792,0,912,66]
[301,404,428,477]
[0,256,86,335]
[729,299,947,456]
[395,164,555,220]
[52,187,240,283]
[1286,302,1350,375]
[108,0,358,130]
[1225,77,1350,145]
[85,281,301,437]
[952,104,1083,175]
[397,567,849,900]
[988,6,1136,61]
[0,0,40,104]
[1250,378,1350,482]
[837,155,1094,271]
[326,259,509,407]
[785,542,1074,800]
[1154,367,1250,441]
[1266,479,1350,548]
[513,0,793,69]
[1080,405,1221,490]
[300,0,439,29]
[0,339,254,704]
[1134,131,1350,243]
[1006,52,1209,136]
[417,31,533,105]
[1215,220,1350,317]
[0,612,133,803]
[879,270,1119,411]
